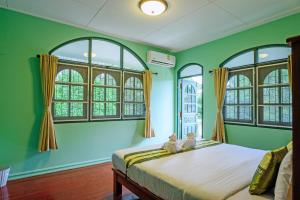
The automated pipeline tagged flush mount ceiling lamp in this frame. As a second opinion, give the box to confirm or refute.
[139,0,168,16]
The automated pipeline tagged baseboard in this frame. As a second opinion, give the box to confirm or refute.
[8,157,111,181]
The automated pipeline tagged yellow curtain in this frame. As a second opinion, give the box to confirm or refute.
[143,70,155,138]
[288,55,292,90]
[39,54,58,152]
[211,68,229,143]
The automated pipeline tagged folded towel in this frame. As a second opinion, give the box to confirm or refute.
[182,133,196,150]
[162,134,181,153]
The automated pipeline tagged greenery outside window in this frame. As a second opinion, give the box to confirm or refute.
[51,37,147,122]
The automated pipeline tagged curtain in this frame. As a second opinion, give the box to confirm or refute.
[211,68,229,143]
[143,70,155,138]
[288,55,292,90]
[38,54,58,152]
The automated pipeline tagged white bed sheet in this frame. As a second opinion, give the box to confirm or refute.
[227,187,273,200]
[112,143,267,200]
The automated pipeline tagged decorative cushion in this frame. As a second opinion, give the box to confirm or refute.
[287,141,293,151]
[249,145,288,195]
[274,150,293,200]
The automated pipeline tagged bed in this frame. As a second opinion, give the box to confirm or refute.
[112,142,274,200]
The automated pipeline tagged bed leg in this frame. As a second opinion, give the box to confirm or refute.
[113,170,122,200]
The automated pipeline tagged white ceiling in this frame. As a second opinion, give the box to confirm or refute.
[1,0,300,52]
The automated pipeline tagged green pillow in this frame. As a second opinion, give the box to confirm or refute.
[249,145,288,195]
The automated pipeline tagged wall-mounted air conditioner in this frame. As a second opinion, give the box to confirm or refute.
[147,51,176,68]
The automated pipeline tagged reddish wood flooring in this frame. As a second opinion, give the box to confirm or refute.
[0,162,138,200]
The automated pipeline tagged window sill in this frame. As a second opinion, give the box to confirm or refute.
[224,122,292,130]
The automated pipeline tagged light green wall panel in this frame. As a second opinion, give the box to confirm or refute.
[0,8,174,178]
[175,13,300,150]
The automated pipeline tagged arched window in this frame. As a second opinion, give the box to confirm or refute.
[224,72,253,123]
[123,72,144,118]
[51,37,147,122]
[221,44,291,128]
[53,65,88,120]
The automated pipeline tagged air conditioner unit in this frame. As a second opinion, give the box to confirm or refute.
[147,51,176,68]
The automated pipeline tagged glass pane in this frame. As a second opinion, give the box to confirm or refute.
[263,106,280,122]
[180,65,202,77]
[71,86,84,100]
[106,103,117,115]
[239,89,251,104]
[93,87,105,101]
[70,102,83,116]
[225,90,237,104]
[227,75,238,88]
[55,84,69,100]
[106,74,116,86]
[123,49,145,71]
[125,77,135,88]
[223,51,254,68]
[282,106,292,123]
[281,87,291,104]
[263,69,279,85]
[92,40,120,68]
[106,88,117,101]
[225,106,238,119]
[93,102,105,116]
[94,73,105,85]
[125,89,134,101]
[124,103,134,115]
[135,90,144,102]
[52,40,89,63]
[71,70,84,83]
[135,104,144,115]
[54,102,69,117]
[135,78,143,89]
[258,47,291,63]
[239,106,252,121]
[263,87,279,104]
[281,69,289,84]
[239,75,251,87]
[56,69,70,82]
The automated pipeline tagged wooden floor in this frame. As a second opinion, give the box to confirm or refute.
[0,162,138,200]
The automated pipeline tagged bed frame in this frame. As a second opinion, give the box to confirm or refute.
[112,168,163,200]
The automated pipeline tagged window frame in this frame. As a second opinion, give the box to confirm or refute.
[220,44,292,129]
[50,37,148,123]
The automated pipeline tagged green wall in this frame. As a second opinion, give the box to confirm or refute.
[0,8,174,179]
[175,13,300,150]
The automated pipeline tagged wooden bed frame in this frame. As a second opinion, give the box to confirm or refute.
[112,168,162,200]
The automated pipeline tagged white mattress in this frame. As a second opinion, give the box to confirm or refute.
[112,143,269,200]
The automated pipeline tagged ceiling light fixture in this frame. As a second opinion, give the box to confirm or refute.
[83,52,96,58]
[259,53,269,59]
[139,0,168,16]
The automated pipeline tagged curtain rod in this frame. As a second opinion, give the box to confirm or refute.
[36,54,158,75]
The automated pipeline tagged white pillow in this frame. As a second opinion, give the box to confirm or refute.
[274,150,292,200]
[181,139,196,150]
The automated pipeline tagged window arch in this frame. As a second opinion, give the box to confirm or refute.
[220,44,292,128]
[51,37,147,122]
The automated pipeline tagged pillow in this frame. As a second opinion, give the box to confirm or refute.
[249,145,288,195]
[274,150,293,200]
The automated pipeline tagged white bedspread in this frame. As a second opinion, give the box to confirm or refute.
[112,143,266,200]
